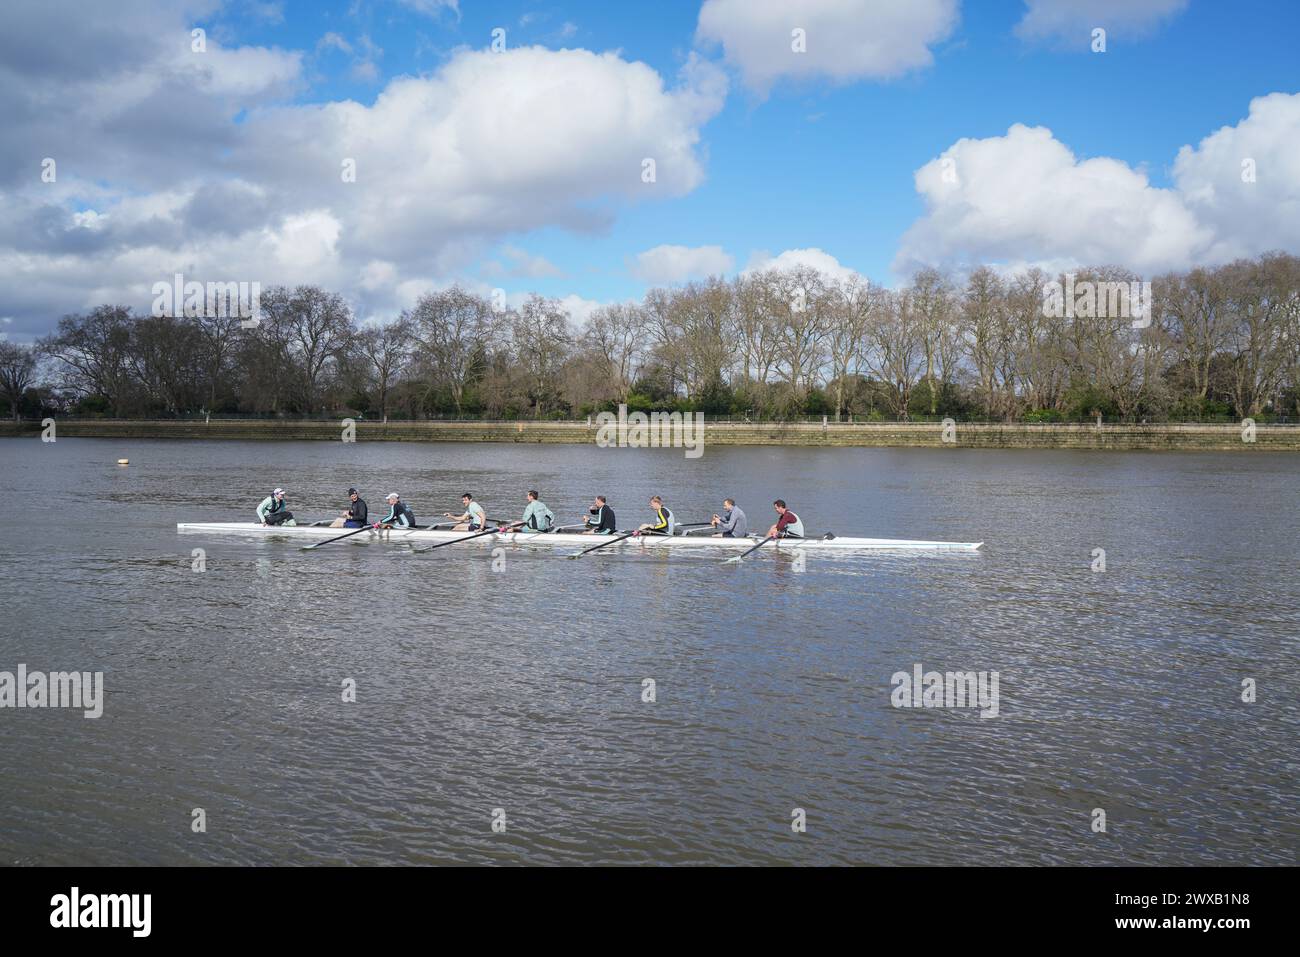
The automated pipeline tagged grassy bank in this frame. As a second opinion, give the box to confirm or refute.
[1,418,1295,450]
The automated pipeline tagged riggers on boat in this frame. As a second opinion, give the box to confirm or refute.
[177,522,984,551]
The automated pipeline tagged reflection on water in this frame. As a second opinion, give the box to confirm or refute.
[1,439,1297,864]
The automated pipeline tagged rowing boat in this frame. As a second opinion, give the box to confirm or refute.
[176,522,983,551]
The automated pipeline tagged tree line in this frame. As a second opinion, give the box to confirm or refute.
[3,252,1298,423]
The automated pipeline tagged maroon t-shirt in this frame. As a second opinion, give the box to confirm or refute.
[776,510,799,533]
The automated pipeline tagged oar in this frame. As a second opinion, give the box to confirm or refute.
[413,521,524,553]
[723,534,776,564]
[568,529,638,558]
[299,524,375,551]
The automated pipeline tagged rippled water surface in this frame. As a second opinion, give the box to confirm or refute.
[1,438,1297,865]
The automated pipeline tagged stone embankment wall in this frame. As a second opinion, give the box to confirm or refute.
[1,418,1294,450]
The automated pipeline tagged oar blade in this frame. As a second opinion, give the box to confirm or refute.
[721,534,775,565]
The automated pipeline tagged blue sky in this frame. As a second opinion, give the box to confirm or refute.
[213,0,1300,299]
[2,0,1298,336]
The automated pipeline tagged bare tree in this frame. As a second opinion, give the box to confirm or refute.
[1282,276,1300,417]
[863,288,922,419]
[825,275,875,421]
[909,267,958,415]
[194,313,245,417]
[126,315,206,414]
[38,306,138,414]
[1060,267,1163,419]
[640,287,682,398]
[1010,268,1066,414]
[960,267,1012,419]
[1220,254,1296,417]
[511,295,573,417]
[669,278,734,397]
[1163,266,1230,403]
[408,287,494,416]
[357,317,412,423]
[765,266,829,405]
[583,303,646,404]
[0,341,37,420]
[237,312,292,414]
[731,273,781,414]
[259,286,354,413]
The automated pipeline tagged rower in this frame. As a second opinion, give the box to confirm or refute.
[582,495,616,535]
[376,492,416,528]
[331,487,368,528]
[445,492,487,531]
[766,499,804,539]
[638,495,674,535]
[256,488,295,526]
[711,498,747,538]
[520,490,555,532]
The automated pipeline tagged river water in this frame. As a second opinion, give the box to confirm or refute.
[1,438,1296,865]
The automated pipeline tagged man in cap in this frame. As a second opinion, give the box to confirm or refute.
[376,492,416,528]
[256,488,295,526]
[331,487,368,528]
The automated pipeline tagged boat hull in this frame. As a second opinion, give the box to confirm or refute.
[176,522,983,551]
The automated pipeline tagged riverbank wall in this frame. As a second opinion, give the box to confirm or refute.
[1,418,1295,450]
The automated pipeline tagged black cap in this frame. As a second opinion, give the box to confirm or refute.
[347,487,358,494]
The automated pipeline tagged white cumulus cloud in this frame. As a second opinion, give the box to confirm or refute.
[894,94,1300,277]
[631,244,734,283]
[696,0,958,93]
[0,8,727,338]
[744,247,863,283]
[1171,92,1300,259]
[483,246,566,279]
[397,0,459,19]
[1014,0,1189,45]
